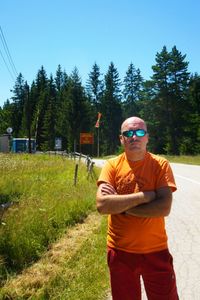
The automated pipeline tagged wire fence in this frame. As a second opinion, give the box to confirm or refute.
[0,151,96,222]
[45,151,95,186]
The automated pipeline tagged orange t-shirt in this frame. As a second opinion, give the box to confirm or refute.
[97,152,177,254]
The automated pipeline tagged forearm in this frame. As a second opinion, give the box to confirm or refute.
[96,191,155,215]
[126,193,172,217]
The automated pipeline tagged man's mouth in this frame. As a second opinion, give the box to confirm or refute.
[130,140,140,144]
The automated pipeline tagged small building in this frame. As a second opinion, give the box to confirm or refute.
[0,135,10,153]
[11,138,36,153]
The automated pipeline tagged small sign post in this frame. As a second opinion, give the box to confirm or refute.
[6,127,13,134]
[79,133,94,155]
[55,137,62,150]
[80,133,94,145]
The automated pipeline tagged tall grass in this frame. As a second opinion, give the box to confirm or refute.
[0,213,110,300]
[45,216,109,300]
[0,153,99,282]
[163,155,200,165]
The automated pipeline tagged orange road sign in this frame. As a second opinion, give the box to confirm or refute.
[80,133,94,144]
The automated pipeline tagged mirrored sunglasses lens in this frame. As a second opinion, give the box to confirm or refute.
[123,130,133,137]
[136,130,146,137]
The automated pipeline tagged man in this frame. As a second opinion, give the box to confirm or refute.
[96,116,179,300]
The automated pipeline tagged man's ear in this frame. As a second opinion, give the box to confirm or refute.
[119,135,124,145]
[146,133,149,144]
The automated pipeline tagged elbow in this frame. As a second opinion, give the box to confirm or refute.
[96,198,107,215]
[97,206,105,215]
[161,200,172,216]
[156,193,172,217]
[163,206,171,216]
[164,196,173,216]
[96,203,104,214]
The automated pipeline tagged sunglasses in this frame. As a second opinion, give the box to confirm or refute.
[122,129,147,138]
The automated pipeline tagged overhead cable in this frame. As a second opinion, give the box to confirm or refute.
[0,47,15,81]
[0,25,18,80]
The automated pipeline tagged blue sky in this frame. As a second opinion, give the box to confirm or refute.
[0,0,200,107]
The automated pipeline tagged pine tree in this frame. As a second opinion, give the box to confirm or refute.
[10,73,26,137]
[55,64,65,93]
[101,62,122,155]
[180,73,200,154]
[19,82,33,152]
[123,63,143,118]
[86,63,105,155]
[32,66,49,149]
[151,46,190,154]
[41,75,57,151]
[54,65,69,148]
[86,62,104,108]
[66,67,91,152]
[167,46,190,154]
[0,100,13,134]
[55,74,70,151]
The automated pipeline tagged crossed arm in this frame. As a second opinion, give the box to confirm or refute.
[96,182,172,217]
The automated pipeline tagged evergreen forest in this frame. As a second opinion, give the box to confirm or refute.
[0,45,200,156]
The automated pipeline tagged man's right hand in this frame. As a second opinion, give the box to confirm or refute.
[100,183,117,195]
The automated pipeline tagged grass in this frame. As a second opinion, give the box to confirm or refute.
[1,152,199,299]
[42,215,109,300]
[163,155,200,165]
[0,153,99,281]
[0,213,109,300]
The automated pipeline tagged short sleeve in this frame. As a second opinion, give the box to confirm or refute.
[97,160,116,187]
[155,160,177,192]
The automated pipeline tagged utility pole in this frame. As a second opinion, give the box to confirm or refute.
[95,112,102,157]
[25,83,32,153]
[97,126,99,157]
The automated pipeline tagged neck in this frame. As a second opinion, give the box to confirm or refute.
[125,150,146,162]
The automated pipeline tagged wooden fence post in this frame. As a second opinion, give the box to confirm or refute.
[73,163,79,186]
[87,161,95,179]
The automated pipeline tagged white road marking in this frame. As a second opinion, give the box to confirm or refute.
[174,174,200,186]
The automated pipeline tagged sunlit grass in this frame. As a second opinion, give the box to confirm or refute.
[0,153,99,280]
[0,213,109,300]
[163,155,200,165]
[38,215,109,300]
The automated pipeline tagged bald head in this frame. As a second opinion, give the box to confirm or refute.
[121,117,147,133]
[120,116,149,160]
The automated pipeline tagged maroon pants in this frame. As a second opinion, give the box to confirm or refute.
[107,247,179,300]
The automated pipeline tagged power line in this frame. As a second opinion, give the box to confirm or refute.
[0,26,18,77]
[0,47,16,81]
[0,25,18,80]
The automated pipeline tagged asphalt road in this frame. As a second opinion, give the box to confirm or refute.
[167,163,200,300]
[93,159,200,300]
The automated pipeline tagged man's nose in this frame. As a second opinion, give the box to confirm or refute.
[132,133,137,138]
